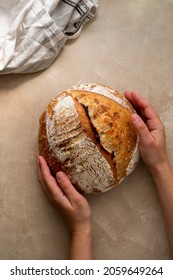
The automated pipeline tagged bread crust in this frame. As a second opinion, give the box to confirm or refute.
[38,84,139,193]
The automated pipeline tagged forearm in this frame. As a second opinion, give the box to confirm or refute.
[68,226,93,260]
[150,162,173,255]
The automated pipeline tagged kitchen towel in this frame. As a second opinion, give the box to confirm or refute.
[0,0,98,74]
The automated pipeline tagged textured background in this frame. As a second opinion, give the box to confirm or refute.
[0,0,173,259]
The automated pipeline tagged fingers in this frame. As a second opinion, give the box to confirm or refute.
[36,155,64,199]
[131,113,153,147]
[125,91,164,132]
[37,155,81,205]
[37,154,43,183]
[124,91,139,109]
[56,172,82,205]
[125,91,158,120]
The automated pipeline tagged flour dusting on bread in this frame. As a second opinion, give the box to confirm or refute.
[39,83,140,193]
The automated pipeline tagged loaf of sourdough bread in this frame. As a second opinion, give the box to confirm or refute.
[38,84,139,193]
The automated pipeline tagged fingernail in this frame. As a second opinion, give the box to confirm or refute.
[131,113,139,122]
[56,171,66,181]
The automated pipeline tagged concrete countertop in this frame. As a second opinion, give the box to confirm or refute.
[0,0,173,259]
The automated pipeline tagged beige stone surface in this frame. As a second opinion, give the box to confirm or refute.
[0,0,173,259]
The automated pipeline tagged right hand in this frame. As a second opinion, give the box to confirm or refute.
[124,91,169,174]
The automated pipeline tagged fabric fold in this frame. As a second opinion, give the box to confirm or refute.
[0,0,99,74]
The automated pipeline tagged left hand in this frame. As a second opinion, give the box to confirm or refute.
[36,155,92,236]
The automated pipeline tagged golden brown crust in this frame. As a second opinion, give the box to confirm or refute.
[38,84,139,193]
[69,92,118,179]
[70,90,137,179]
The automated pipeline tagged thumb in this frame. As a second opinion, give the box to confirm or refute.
[131,113,153,147]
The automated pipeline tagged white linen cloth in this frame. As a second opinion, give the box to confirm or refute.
[0,0,98,74]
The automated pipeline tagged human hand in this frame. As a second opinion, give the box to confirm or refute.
[36,155,91,236]
[124,92,169,175]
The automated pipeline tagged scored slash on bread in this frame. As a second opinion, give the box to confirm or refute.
[38,84,139,193]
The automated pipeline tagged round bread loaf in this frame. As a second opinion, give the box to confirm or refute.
[38,83,139,193]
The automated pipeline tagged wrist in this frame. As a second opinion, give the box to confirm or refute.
[70,221,92,239]
[68,221,93,260]
[149,160,172,180]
